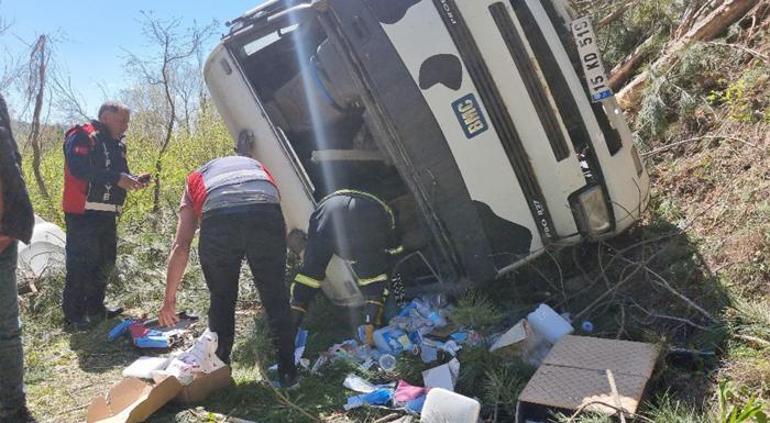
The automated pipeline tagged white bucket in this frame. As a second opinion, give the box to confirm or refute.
[421,388,480,423]
[526,304,574,344]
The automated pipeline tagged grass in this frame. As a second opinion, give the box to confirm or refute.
[14,4,770,421]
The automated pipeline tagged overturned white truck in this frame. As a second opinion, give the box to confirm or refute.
[203,0,649,306]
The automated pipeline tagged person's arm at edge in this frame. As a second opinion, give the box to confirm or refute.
[158,205,198,326]
[0,171,11,254]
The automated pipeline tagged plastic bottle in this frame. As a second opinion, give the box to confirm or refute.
[379,354,397,371]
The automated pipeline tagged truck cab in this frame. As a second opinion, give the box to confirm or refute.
[204,0,649,306]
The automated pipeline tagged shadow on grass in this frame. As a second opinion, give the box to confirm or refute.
[479,214,732,415]
[68,318,146,374]
[148,361,390,423]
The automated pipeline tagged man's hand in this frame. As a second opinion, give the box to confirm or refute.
[0,235,14,255]
[135,173,152,189]
[117,173,143,191]
[158,299,180,327]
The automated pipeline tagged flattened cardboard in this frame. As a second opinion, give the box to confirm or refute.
[542,335,659,379]
[518,365,649,414]
[86,376,182,423]
[517,336,659,421]
[174,365,233,404]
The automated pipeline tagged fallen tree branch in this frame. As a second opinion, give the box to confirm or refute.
[642,134,760,157]
[735,334,770,348]
[703,40,770,64]
[609,32,661,91]
[613,253,717,323]
[595,0,638,29]
[268,383,321,422]
[618,0,761,110]
[567,400,656,423]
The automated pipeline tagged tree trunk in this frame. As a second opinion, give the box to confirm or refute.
[608,32,660,91]
[153,64,176,213]
[617,0,760,110]
[27,35,52,211]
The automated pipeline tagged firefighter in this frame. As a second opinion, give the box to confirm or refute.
[290,189,404,345]
[61,102,149,329]
[158,155,297,387]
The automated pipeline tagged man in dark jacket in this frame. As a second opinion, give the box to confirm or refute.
[62,102,148,329]
[158,156,297,387]
[0,93,36,422]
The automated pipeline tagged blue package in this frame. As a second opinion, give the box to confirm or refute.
[405,395,427,414]
[108,319,133,341]
[397,302,418,318]
[134,335,169,349]
[450,331,468,343]
[362,388,393,405]
[408,331,423,346]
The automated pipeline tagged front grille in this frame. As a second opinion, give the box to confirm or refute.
[490,2,570,162]
[432,0,556,242]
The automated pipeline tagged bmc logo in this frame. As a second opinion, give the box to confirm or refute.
[452,94,488,139]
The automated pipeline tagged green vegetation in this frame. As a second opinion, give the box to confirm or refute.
[9,0,770,421]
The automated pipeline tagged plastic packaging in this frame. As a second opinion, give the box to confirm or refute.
[108,319,134,341]
[379,354,397,371]
[527,304,574,344]
[373,327,412,355]
[343,388,393,411]
[343,374,377,394]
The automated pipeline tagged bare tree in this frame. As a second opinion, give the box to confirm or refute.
[24,34,53,210]
[51,73,91,122]
[0,2,21,92]
[125,11,215,212]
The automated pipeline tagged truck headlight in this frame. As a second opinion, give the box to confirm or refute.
[570,185,611,238]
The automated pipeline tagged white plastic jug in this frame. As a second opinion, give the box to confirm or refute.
[421,388,480,423]
[527,304,574,344]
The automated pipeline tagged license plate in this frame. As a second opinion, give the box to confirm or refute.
[570,16,613,102]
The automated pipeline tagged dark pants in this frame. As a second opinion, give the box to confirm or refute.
[199,204,295,377]
[63,213,117,322]
[291,195,390,323]
[0,243,26,416]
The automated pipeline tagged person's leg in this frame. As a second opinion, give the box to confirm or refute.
[354,253,390,323]
[347,197,391,330]
[63,214,98,325]
[244,206,296,385]
[289,212,334,328]
[85,215,117,317]
[199,215,244,364]
[0,243,27,417]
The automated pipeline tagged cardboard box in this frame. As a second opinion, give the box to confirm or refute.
[516,336,659,423]
[87,376,183,423]
[87,366,233,423]
[174,365,233,404]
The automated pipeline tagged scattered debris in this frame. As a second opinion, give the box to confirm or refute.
[526,304,574,344]
[108,312,199,350]
[160,329,227,385]
[344,388,394,411]
[122,357,171,379]
[89,330,233,423]
[421,388,480,423]
[17,216,66,280]
[422,358,460,391]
